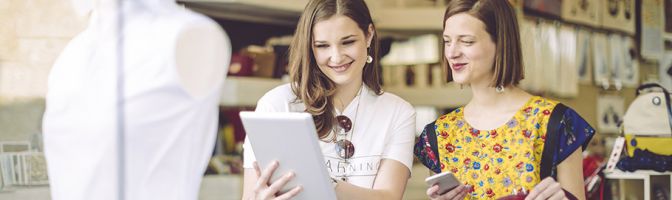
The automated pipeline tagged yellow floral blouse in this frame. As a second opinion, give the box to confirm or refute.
[414,96,594,199]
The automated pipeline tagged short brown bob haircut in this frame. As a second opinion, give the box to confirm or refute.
[443,0,524,87]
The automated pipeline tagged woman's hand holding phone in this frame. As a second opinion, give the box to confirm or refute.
[425,171,471,200]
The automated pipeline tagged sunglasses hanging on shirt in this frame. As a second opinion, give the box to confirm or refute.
[335,115,355,159]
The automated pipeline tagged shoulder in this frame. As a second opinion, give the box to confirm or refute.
[530,96,560,110]
[258,83,295,103]
[377,91,414,112]
[435,108,462,125]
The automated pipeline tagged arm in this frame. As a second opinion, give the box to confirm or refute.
[526,149,586,200]
[527,105,592,200]
[556,148,586,200]
[333,99,416,199]
[334,159,409,200]
[242,168,258,200]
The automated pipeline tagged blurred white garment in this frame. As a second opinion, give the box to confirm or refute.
[42,0,230,200]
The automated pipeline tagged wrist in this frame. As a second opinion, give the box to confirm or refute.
[330,177,339,189]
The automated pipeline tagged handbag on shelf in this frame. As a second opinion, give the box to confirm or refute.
[622,83,672,157]
[617,83,672,172]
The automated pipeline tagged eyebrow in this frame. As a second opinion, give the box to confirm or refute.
[314,35,357,43]
[443,34,476,39]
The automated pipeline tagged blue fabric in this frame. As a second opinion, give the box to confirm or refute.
[414,122,441,173]
[552,108,595,165]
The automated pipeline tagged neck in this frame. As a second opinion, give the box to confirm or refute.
[467,80,520,110]
[334,80,364,112]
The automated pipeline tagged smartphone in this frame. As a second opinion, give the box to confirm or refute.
[425,171,460,195]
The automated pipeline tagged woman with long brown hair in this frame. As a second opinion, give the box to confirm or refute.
[242,0,416,199]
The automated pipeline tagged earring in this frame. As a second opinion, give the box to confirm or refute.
[366,55,373,63]
[495,85,504,93]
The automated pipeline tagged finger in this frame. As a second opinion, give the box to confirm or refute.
[439,185,466,200]
[549,190,565,200]
[276,185,303,200]
[256,161,279,189]
[427,185,440,198]
[452,187,469,200]
[253,161,261,177]
[535,183,562,200]
[526,177,554,200]
[268,171,295,195]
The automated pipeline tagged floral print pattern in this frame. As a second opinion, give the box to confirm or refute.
[414,96,595,199]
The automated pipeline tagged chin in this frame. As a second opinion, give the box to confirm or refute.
[451,76,468,84]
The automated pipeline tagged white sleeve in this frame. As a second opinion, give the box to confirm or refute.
[242,85,290,168]
[381,101,416,173]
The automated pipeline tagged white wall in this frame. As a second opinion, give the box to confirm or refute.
[0,0,87,142]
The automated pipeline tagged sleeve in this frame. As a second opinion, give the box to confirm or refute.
[382,101,416,173]
[413,121,441,174]
[242,86,289,168]
[551,107,596,165]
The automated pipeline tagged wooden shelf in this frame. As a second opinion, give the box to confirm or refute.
[220,76,285,107]
[371,7,445,31]
[221,77,470,108]
[385,86,470,108]
[605,169,672,200]
[606,169,672,180]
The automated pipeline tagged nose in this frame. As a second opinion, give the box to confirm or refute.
[329,46,345,64]
[445,43,462,60]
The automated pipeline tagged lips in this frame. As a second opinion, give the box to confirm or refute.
[329,61,353,73]
[452,63,467,71]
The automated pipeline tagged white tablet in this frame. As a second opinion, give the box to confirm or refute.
[239,111,337,200]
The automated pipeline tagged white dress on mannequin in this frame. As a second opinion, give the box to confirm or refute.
[42,0,230,199]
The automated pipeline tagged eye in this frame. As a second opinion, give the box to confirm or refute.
[462,40,475,45]
[443,40,452,46]
[315,44,328,48]
[342,40,355,45]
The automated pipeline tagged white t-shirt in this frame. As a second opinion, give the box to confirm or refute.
[243,84,416,188]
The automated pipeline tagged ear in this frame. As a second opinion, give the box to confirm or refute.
[366,23,374,48]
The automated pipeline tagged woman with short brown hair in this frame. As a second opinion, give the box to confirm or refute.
[414,0,593,199]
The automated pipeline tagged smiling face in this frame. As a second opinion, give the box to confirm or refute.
[443,13,496,86]
[312,14,372,87]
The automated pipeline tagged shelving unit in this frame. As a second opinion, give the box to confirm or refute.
[220,77,286,107]
[605,169,672,200]
[221,77,471,108]
[179,0,445,31]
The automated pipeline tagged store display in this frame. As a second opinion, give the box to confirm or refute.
[576,29,592,84]
[596,95,624,134]
[641,0,665,61]
[592,33,610,89]
[661,52,672,90]
[380,34,439,66]
[229,53,255,76]
[666,0,672,35]
[608,34,624,89]
[540,22,560,94]
[600,0,635,34]
[524,0,562,17]
[621,36,639,87]
[414,64,430,88]
[42,1,230,199]
[518,19,544,93]
[561,0,600,26]
[557,25,578,97]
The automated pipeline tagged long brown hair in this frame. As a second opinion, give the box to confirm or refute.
[289,0,382,140]
[442,0,524,87]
